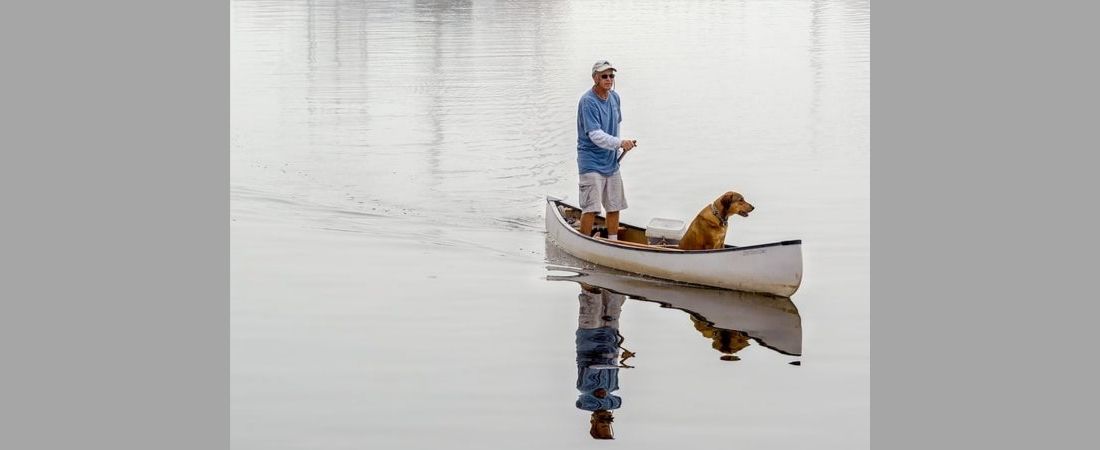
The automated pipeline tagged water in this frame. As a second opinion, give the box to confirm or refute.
[231,0,869,448]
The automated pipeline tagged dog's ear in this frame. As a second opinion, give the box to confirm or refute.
[719,192,736,216]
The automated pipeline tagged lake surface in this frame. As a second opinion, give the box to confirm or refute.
[231,0,869,448]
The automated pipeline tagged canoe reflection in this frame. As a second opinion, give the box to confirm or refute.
[547,261,803,359]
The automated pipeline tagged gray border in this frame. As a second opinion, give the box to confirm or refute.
[5,0,1097,448]
[877,2,1097,449]
[2,2,227,449]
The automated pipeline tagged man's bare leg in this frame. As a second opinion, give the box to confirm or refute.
[606,211,620,240]
[580,212,597,237]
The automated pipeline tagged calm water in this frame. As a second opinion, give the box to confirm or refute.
[231,0,869,448]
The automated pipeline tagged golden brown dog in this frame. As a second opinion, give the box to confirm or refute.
[677,191,755,250]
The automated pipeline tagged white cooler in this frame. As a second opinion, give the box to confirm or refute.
[645,217,685,245]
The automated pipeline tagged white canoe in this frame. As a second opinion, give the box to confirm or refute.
[545,197,803,297]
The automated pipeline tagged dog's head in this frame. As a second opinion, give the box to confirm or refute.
[716,191,754,218]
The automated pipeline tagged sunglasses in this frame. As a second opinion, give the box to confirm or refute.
[599,73,616,80]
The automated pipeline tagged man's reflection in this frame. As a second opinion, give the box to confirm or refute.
[575,283,633,440]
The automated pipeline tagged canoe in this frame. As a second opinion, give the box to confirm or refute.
[544,256,802,356]
[544,196,803,297]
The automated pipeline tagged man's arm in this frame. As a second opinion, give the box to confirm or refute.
[587,129,622,151]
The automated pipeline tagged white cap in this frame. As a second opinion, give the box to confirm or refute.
[591,60,616,75]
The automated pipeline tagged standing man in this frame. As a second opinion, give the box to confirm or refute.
[577,60,637,240]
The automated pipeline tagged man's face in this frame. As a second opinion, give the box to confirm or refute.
[593,69,615,89]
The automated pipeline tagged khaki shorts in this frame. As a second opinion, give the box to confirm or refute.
[579,171,628,214]
[578,288,626,329]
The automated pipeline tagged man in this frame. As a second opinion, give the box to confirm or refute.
[577,60,637,240]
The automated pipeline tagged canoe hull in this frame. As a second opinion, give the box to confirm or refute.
[545,198,803,297]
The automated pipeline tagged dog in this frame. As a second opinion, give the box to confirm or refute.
[677,191,754,250]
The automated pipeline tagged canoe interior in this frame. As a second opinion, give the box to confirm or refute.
[554,200,736,249]
[555,201,650,245]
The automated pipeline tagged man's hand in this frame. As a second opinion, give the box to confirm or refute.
[621,139,637,151]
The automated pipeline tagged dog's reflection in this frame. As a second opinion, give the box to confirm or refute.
[575,283,633,440]
[690,315,752,361]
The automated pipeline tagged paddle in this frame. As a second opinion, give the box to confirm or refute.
[616,140,638,164]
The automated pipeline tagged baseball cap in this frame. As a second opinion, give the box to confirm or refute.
[591,60,616,75]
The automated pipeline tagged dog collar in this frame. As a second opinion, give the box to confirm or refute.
[711,203,728,227]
